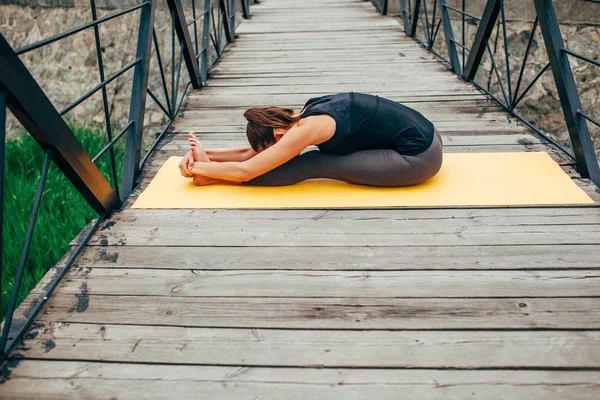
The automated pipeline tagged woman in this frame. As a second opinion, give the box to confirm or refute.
[178,91,443,186]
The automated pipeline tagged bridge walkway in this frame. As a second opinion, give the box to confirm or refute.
[3,0,600,398]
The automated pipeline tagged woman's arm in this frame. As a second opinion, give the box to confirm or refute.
[190,123,318,183]
[179,146,256,177]
[205,146,257,162]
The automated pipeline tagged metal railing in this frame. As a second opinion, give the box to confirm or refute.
[0,0,252,363]
[378,0,600,186]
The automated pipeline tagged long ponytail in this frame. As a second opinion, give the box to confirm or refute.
[244,106,304,152]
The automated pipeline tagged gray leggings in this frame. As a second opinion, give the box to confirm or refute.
[243,129,444,187]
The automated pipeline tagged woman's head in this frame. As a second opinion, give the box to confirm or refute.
[244,106,303,152]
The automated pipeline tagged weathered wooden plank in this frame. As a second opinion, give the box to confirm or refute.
[217,52,440,62]
[236,25,402,35]
[253,0,377,8]
[217,56,442,64]
[175,106,519,121]
[175,108,514,121]
[110,206,600,220]
[76,244,600,270]
[209,66,467,75]
[216,57,442,65]
[170,115,518,129]
[227,45,440,52]
[193,86,485,95]
[182,94,490,108]
[35,295,600,329]
[225,46,445,54]
[208,70,458,79]
[171,120,525,133]
[106,206,600,225]
[86,217,600,247]
[90,227,600,247]
[19,323,600,368]
[205,75,473,85]
[4,362,599,400]
[211,62,449,69]
[52,269,600,298]
[168,109,512,123]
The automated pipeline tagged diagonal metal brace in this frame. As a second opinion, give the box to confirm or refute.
[462,0,501,81]
[0,34,120,215]
[166,0,203,89]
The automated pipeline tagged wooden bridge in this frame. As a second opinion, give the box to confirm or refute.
[1,0,600,398]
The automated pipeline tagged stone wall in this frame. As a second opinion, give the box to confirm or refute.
[0,0,248,147]
[378,0,600,24]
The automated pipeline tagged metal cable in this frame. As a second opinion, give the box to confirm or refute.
[90,0,120,198]
[153,29,173,118]
[0,90,6,310]
[0,150,53,358]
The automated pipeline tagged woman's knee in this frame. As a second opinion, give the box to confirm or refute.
[387,146,443,186]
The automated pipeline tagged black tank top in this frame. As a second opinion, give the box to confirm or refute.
[299,91,435,156]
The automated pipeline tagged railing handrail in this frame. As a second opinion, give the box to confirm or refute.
[0,0,253,364]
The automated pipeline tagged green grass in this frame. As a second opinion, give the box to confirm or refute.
[1,123,124,320]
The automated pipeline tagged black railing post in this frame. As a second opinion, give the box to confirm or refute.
[166,0,202,89]
[400,0,410,34]
[409,0,421,37]
[121,0,157,201]
[439,0,462,75]
[230,0,237,39]
[200,0,211,85]
[534,0,600,183]
[379,0,389,15]
[219,0,234,43]
[242,0,252,19]
[0,89,5,305]
[0,34,120,214]
[462,0,501,81]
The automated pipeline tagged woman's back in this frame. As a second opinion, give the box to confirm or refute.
[300,91,434,156]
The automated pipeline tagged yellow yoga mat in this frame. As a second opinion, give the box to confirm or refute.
[132,153,594,209]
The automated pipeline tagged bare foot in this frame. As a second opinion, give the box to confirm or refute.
[193,174,220,186]
[188,132,210,162]
[193,174,242,186]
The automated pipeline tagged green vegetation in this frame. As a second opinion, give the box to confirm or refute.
[1,124,124,320]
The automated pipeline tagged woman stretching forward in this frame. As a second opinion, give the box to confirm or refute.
[179,91,443,186]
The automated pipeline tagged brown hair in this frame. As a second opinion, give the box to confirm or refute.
[243,106,304,152]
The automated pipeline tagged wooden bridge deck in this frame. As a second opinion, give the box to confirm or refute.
[3,0,600,398]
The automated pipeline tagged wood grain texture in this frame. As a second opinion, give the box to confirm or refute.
[19,322,600,368]
[3,362,599,400]
[76,243,600,270]
[34,295,600,329]
[48,269,600,298]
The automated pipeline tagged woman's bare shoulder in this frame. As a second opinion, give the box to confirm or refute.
[295,115,336,143]
[297,114,336,130]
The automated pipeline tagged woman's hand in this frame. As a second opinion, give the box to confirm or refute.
[179,150,195,177]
